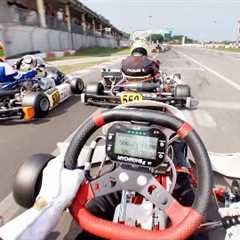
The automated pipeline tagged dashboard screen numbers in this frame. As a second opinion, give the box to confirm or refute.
[114,132,158,160]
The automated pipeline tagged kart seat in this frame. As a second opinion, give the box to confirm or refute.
[0,89,18,98]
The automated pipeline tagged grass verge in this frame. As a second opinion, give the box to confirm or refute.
[58,60,106,74]
[49,47,130,61]
[213,47,240,53]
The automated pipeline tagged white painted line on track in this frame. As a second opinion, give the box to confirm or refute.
[193,110,217,128]
[181,110,195,126]
[175,50,240,91]
[163,67,204,72]
[200,100,240,110]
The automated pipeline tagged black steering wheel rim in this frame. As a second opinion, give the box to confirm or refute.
[65,108,212,216]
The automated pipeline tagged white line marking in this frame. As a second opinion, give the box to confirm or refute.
[193,110,217,128]
[181,110,195,126]
[163,67,204,72]
[200,100,240,110]
[175,50,240,91]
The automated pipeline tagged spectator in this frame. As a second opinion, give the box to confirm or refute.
[57,8,64,21]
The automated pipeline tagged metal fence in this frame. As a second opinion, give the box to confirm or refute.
[71,22,84,34]
[46,15,68,32]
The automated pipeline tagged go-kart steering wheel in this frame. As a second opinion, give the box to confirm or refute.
[64,109,212,240]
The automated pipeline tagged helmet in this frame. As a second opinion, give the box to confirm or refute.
[0,41,6,62]
[131,40,149,56]
[19,55,38,71]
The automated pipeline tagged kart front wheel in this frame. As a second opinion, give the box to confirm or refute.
[22,93,50,118]
[70,78,85,94]
[13,153,54,208]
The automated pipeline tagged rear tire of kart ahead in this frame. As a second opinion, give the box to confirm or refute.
[86,82,104,95]
[174,84,191,98]
[70,78,85,94]
[22,93,50,118]
[13,154,54,209]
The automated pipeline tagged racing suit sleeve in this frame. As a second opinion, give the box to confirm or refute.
[14,69,37,81]
[0,62,37,83]
[0,204,64,240]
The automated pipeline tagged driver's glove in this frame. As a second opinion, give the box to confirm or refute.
[35,153,85,211]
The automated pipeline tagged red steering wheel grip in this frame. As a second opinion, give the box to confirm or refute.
[71,204,202,240]
[70,183,203,240]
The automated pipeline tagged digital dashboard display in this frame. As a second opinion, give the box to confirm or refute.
[114,132,158,160]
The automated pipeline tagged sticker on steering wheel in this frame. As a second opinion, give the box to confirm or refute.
[120,92,144,104]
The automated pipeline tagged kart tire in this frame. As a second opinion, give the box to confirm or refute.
[174,84,191,98]
[86,82,104,96]
[13,153,54,208]
[22,93,50,118]
[70,78,85,94]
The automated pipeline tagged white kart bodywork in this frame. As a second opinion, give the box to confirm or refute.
[45,82,73,110]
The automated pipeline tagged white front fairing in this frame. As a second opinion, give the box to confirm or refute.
[209,152,240,179]
[55,83,72,103]
[45,83,72,109]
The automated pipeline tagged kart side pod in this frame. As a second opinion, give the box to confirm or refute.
[13,154,54,208]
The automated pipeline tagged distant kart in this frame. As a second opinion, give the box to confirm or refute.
[81,68,198,109]
[0,60,84,121]
[153,44,171,53]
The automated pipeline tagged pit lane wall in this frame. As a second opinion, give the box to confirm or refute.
[0,25,119,57]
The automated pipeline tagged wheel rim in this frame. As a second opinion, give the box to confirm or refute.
[39,97,49,111]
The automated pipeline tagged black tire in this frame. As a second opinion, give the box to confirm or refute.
[174,84,191,98]
[70,78,85,94]
[22,93,50,118]
[13,154,54,208]
[86,82,104,96]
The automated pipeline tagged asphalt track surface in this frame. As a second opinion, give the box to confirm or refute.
[0,46,240,238]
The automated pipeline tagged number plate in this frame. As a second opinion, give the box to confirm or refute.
[120,92,143,104]
[51,90,61,107]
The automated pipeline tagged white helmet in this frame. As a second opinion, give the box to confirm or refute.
[131,40,150,56]
[20,55,38,71]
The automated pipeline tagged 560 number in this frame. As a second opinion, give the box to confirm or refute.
[120,92,143,104]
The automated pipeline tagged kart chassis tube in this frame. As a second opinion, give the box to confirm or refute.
[65,109,212,240]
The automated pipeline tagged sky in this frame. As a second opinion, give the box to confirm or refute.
[80,0,240,41]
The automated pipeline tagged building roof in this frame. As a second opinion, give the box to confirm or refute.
[63,0,124,35]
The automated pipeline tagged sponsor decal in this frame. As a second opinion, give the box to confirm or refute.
[117,155,146,165]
